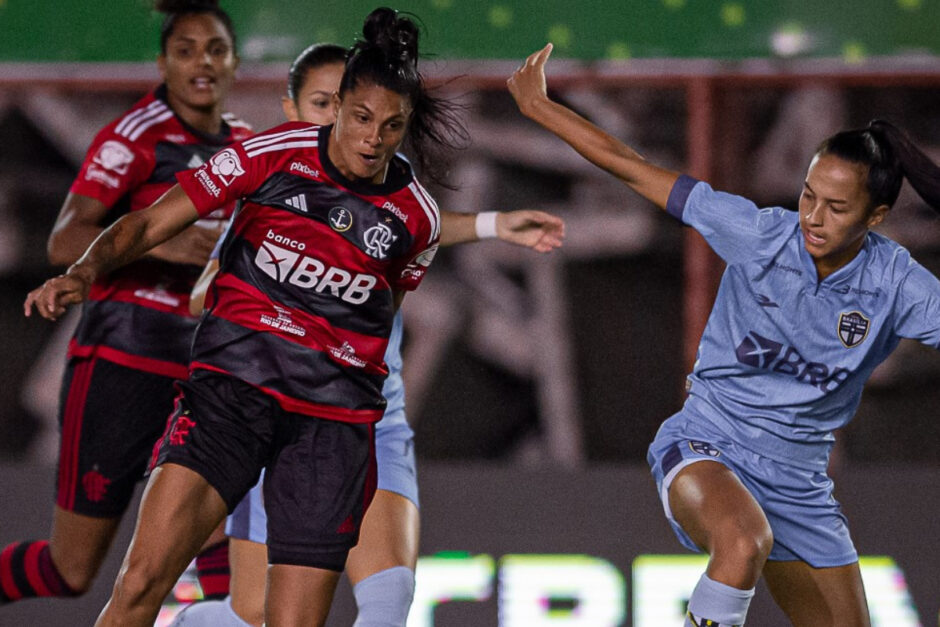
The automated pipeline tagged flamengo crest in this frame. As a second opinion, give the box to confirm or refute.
[838,311,870,348]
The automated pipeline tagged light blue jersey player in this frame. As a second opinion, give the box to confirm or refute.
[509,43,940,627]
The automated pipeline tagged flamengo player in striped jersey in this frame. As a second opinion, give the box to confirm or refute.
[1,0,247,610]
[172,43,565,627]
[25,8,469,627]
[510,45,940,626]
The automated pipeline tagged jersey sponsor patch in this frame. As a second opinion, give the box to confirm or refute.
[838,311,870,348]
[688,441,721,458]
[328,341,367,368]
[255,231,377,305]
[209,148,245,185]
[93,140,135,174]
[329,206,353,232]
[260,305,306,337]
[85,165,122,189]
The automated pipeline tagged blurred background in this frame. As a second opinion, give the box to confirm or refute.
[0,1,937,625]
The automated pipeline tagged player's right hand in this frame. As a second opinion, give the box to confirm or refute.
[507,43,553,117]
[24,270,93,321]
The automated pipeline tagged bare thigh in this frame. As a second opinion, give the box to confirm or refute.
[266,563,340,627]
[669,460,773,589]
[95,464,228,627]
[763,560,870,627]
[229,538,268,626]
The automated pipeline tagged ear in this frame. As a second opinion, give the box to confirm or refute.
[232,53,241,73]
[281,96,299,122]
[331,92,341,119]
[867,203,890,228]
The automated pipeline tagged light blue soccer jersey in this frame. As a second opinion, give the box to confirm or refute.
[667,175,940,471]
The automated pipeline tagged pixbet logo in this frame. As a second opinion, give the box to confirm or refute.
[255,230,377,305]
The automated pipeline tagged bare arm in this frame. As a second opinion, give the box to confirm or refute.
[439,209,565,252]
[507,44,680,210]
[25,185,199,320]
[49,192,224,268]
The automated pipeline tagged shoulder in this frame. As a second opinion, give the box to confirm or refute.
[103,91,173,145]
[240,121,320,158]
[866,232,939,294]
[394,174,440,245]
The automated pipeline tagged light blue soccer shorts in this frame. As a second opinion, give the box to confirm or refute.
[647,411,858,568]
[226,418,419,544]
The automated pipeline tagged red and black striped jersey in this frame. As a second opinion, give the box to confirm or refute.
[177,122,440,423]
[68,85,252,378]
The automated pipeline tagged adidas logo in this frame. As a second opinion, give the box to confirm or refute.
[187,154,205,169]
[285,194,308,212]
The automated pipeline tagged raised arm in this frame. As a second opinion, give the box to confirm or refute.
[508,44,680,210]
[25,185,199,320]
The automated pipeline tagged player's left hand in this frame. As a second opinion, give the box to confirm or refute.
[496,209,565,252]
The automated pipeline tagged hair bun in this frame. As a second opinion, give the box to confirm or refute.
[362,7,419,67]
[154,0,220,14]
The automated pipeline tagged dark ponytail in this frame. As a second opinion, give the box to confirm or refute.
[868,120,940,215]
[817,120,940,214]
[155,0,237,54]
[341,7,468,188]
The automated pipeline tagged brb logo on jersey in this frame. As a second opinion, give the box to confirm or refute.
[838,311,870,348]
[209,148,245,185]
[93,140,135,174]
[363,223,398,259]
[735,331,850,392]
[255,230,377,305]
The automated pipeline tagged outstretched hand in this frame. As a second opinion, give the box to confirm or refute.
[507,43,553,117]
[496,209,565,253]
[24,268,94,321]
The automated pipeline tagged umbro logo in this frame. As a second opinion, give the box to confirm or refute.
[755,293,779,308]
[187,154,205,169]
[285,194,308,212]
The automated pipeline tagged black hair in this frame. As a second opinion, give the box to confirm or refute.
[817,120,940,214]
[286,43,347,101]
[155,0,237,54]
[340,7,468,187]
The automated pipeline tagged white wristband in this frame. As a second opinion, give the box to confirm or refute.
[475,212,499,240]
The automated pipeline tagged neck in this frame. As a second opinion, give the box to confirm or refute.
[813,236,866,282]
[166,91,223,135]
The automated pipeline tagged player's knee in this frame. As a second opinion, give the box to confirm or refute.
[112,558,177,609]
[722,524,773,570]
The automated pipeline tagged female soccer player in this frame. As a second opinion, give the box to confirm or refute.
[174,43,564,627]
[509,44,940,626]
[25,7,471,627]
[1,0,246,607]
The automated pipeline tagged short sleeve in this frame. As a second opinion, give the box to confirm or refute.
[69,129,152,207]
[176,143,264,218]
[893,263,940,349]
[667,175,796,265]
[390,241,438,292]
